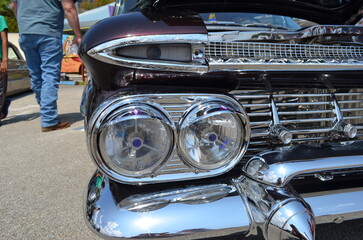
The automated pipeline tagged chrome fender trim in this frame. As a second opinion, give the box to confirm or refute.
[244,141,363,187]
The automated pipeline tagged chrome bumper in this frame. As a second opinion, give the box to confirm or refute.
[84,142,363,240]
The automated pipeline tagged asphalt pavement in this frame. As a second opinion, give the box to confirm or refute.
[0,84,101,240]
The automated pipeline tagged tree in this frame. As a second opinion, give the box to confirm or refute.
[0,0,114,32]
[0,0,18,32]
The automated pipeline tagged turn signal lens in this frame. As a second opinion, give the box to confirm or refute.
[116,44,191,62]
[178,102,250,170]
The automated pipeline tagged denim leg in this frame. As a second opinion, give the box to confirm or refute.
[18,35,42,105]
[19,34,62,127]
[38,36,62,127]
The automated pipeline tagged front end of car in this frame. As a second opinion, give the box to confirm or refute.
[79,0,363,239]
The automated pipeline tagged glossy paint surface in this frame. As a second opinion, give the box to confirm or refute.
[80,10,206,52]
[147,0,363,25]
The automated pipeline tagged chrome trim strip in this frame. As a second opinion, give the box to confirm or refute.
[209,63,363,71]
[113,0,122,15]
[88,34,208,73]
[244,141,363,187]
[303,187,363,224]
[234,92,363,98]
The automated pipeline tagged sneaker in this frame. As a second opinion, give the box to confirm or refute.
[41,121,71,132]
[1,98,11,119]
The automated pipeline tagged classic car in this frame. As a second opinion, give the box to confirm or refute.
[79,0,363,239]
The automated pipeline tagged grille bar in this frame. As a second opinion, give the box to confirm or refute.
[140,91,363,177]
[206,42,363,61]
[235,90,363,161]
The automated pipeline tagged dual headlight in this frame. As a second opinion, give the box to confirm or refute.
[88,95,250,184]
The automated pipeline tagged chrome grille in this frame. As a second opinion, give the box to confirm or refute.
[206,42,363,61]
[136,90,363,176]
[233,89,363,159]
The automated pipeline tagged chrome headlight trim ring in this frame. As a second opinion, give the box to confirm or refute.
[178,99,251,171]
[87,97,176,183]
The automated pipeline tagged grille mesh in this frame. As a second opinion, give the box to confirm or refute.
[233,90,363,159]
[205,42,363,61]
[154,90,363,175]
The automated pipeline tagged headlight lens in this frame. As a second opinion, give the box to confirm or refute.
[115,44,191,62]
[178,102,250,170]
[97,104,174,177]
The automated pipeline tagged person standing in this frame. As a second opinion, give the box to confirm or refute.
[12,0,82,132]
[0,15,10,127]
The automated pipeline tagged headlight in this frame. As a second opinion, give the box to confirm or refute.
[91,103,175,178]
[88,94,250,184]
[178,101,250,170]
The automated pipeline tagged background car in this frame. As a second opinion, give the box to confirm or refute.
[6,33,30,96]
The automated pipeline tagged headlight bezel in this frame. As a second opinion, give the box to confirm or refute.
[178,100,250,171]
[87,94,250,184]
[88,97,176,182]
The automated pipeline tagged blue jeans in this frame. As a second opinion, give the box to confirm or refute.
[19,34,63,127]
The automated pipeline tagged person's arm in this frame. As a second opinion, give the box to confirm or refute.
[0,29,8,79]
[62,0,82,45]
[11,1,17,19]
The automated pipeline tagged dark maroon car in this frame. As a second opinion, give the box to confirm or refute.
[79,0,363,239]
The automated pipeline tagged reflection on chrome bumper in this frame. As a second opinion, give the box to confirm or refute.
[84,143,363,240]
[244,141,363,187]
[84,175,363,239]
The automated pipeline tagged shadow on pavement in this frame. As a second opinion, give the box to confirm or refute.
[2,112,40,124]
[59,112,84,124]
[2,112,84,126]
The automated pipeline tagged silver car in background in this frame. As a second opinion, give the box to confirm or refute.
[7,33,30,96]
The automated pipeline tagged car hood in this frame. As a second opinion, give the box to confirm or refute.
[150,0,363,25]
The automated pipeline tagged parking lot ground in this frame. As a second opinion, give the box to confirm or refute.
[0,85,100,240]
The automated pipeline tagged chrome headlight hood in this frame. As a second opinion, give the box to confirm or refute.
[87,93,250,184]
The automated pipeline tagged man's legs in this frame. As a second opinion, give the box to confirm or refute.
[38,35,63,127]
[19,34,63,128]
[19,34,42,105]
